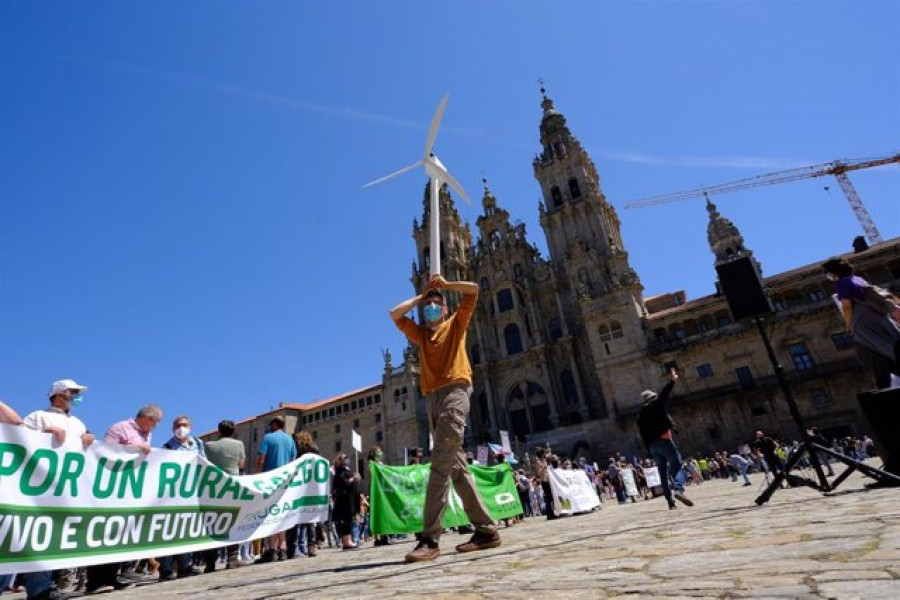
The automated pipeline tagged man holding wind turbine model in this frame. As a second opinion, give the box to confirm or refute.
[369,95,501,563]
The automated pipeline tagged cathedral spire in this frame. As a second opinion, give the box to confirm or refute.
[706,194,757,268]
[481,177,498,215]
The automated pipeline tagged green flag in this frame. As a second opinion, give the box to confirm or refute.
[369,462,523,535]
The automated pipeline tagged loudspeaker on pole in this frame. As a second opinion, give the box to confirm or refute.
[715,256,773,321]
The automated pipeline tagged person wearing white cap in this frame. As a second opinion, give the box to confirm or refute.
[20,384,94,600]
[22,379,94,449]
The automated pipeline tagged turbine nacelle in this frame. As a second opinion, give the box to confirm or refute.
[362,94,471,205]
[362,94,471,277]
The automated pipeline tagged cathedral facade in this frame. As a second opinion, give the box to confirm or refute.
[206,92,900,469]
[380,91,900,463]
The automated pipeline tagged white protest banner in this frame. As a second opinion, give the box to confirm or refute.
[351,429,362,453]
[644,466,661,488]
[621,468,639,497]
[0,424,329,575]
[476,445,489,465]
[499,430,512,454]
[546,468,600,515]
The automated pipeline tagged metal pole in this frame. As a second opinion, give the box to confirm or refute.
[429,177,441,276]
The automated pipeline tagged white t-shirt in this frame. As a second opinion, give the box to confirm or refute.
[23,406,88,447]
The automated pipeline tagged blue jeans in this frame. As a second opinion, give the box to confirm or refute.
[351,519,361,546]
[738,462,751,484]
[23,571,53,598]
[649,438,686,506]
[0,573,12,595]
[158,553,193,576]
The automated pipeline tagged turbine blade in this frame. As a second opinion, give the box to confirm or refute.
[441,169,472,205]
[362,160,423,188]
[423,94,449,159]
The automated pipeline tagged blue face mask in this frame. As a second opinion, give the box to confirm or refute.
[70,394,83,406]
[423,303,443,322]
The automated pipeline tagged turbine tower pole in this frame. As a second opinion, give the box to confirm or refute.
[429,177,441,276]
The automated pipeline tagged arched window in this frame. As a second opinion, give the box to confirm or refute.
[504,324,523,355]
[568,178,581,199]
[422,247,430,269]
[478,392,489,428]
[550,186,563,208]
[480,276,490,291]
[599,324,611,342]
[513,263,524,280]
[549,318,563,341]
[507,386,529,437]
[491,230,502,249]
[470,344,481,365]
[561,370,579,406]
[497,289,514,312]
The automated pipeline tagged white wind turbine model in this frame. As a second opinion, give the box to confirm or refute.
[363,94,471,276]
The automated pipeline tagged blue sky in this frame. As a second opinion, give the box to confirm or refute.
[1,1,897,437]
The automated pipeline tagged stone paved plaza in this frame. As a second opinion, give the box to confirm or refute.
[14,466,900,599]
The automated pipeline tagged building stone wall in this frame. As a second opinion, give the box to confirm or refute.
[206,91,900,474]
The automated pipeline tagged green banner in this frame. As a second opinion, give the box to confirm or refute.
[369,462,523,535]
[0,424,330,574]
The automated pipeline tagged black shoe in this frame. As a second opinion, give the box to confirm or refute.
[178,566,202,577]
[673,492,694,507]
[158,572,177,582]
[255,549,276,564]
[112,578,135,591]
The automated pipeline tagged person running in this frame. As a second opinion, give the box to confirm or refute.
[390,274,500,562]
[636,368,693,510]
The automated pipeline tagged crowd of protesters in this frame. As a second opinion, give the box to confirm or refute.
[0,378,884,599]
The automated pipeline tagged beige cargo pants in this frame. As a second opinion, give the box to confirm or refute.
[422,383,495,542]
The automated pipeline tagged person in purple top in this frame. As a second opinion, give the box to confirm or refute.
[823,257,900,388]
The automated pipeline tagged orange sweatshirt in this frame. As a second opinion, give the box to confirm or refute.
[394,292,476,395]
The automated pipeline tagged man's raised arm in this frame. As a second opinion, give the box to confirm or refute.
[429,274,477,296]
[390,293,424,322]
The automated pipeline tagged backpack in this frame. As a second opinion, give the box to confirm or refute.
[859,283,900,316]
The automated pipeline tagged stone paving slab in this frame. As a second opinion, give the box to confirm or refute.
[13,466,900,599]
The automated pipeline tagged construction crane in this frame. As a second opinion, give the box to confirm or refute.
[625,153,900,246]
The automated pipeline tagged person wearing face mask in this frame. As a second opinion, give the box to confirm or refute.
[19,389,83,600]
[22,379,94,449]
[390,274,500,563]
[157,416,206,579]
[162,415,206,457]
